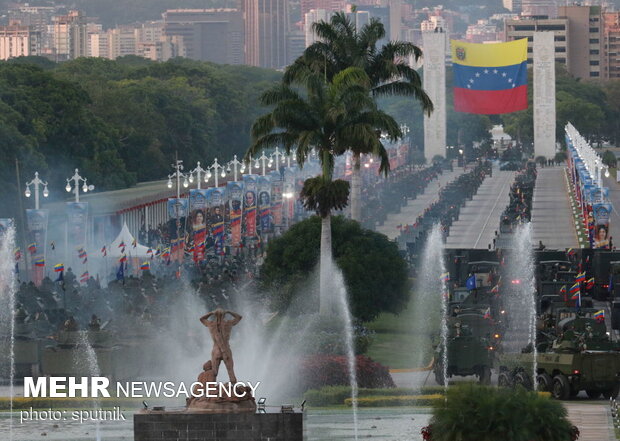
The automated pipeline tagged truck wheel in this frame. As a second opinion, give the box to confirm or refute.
[498,372,512,388]
[586,390,601,399]
[514,371,533,390]
[552,374,570,400]
[603,383,620,400]
[536,373,553,392]
[479,366,491,385]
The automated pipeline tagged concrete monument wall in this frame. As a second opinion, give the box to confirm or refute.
[422,31,447,163]
[533,32,556,159]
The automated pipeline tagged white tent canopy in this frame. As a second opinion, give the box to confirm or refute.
[107,223,151,258]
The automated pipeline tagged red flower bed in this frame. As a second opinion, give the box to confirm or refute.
[299,354,395,390]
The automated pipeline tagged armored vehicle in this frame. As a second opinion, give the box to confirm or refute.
[498,316,620,399]
[434,310,500,385]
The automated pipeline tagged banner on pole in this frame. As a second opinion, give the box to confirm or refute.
[26,209,49,286]
[242,175,258,239]
[189,189,208,262]
[207,187,226,255]
[258,175,272,233]
[226,181,244,247]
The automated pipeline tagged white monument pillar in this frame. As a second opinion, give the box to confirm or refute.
[533,32,556,159]
[422,31,447,163]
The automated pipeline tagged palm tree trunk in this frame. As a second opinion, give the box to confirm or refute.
[319,212,332,316]
[351,152,361,222]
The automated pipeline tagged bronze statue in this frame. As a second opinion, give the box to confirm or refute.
[200,309,241,383]
[185,309,255,412]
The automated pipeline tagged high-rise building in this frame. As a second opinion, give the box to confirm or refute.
[52,10,88,61]
[558,5,603,79]
[505,6,603,80]
[521,0,557,18]
[504,18,569,67]
[288,29,305,63]
[604,11,620,78]
[163,9,244,64]
[301,1,346,23]
[0,23,42,60]
[108,25,137,59]
[242,0,260,66]
[503,0,522,14]
[305,9,332,47]
[258,0,289,69]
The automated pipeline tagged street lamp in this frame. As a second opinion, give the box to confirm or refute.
[25,172,49,210]
[257,151,269,176]
[228,155,244,181]
[188,161,210,189]
[209,158,225,187]
[168,158,188,198]
[270,147,285,173]
[66,169,93,203]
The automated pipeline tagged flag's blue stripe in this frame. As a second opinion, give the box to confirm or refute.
[453,61,527,91]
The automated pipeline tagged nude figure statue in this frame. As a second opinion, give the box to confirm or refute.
[199,309,242,384]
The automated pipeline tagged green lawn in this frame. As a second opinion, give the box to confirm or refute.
[365,296,436,370]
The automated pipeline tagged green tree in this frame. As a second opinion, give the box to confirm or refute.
[285,12,432,221]
[602,150,617,168]
[260,216,410,321]
[248,67,401,315]
[428,384,574,441]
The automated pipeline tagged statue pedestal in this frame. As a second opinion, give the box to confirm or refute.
[134,409,303,441]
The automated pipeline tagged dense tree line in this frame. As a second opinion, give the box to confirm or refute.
[0,56,281,218]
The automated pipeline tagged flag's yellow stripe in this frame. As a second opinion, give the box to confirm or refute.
[451,39,527,68]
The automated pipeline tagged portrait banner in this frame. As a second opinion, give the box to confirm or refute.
[189,189,208,262]
[270,171,283,228]
[67,202,89,253]
[242,175,258,239]
[593,203,612,249]
[167,198,189,261]
[207,187,226,255]
[258,176,272,233]
[226,181,244,247]
[26,209,49,286]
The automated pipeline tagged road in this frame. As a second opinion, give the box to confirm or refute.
[445,168,515,249]
[531,166,578,249]
[375,168,465,240]
[603,173,620,246]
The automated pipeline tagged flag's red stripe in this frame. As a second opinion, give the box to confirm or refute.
[454,85,527,114]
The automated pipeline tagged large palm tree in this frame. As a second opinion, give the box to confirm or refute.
[247,68,401,315]
[285,12,434,221]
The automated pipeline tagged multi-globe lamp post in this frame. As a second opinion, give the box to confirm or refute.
[227,155,245,182]
[25,172,49,209]
[188,161,210,190]
[65,169,94,203]
[167,159,189,198]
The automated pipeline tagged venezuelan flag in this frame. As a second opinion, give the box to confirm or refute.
[575,271,586,283]
[569,282,580,294]
[594,309,605,320]
[451,39,528,114]
[140,261,150,271]
[53,263,64,272]
[34,257,45,267]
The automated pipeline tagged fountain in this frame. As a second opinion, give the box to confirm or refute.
[503,222,537,387]
[135,308,303,441]
[411,225,449,388]
[331,257,359,441]
[0,225,16,441]
[75,330,102,441]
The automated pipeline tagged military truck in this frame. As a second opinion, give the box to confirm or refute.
[434,310,500,385]
[498,316,620,399]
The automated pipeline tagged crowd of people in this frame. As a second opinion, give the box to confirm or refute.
[398,161,493,256]
[360,162,446,229]
[14,251,264,337]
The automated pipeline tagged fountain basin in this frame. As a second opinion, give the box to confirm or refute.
[134,409,303,441]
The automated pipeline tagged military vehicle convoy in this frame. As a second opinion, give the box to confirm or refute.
[498,315,620,399]
[433,310,499,385]
[434,253,503,385]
